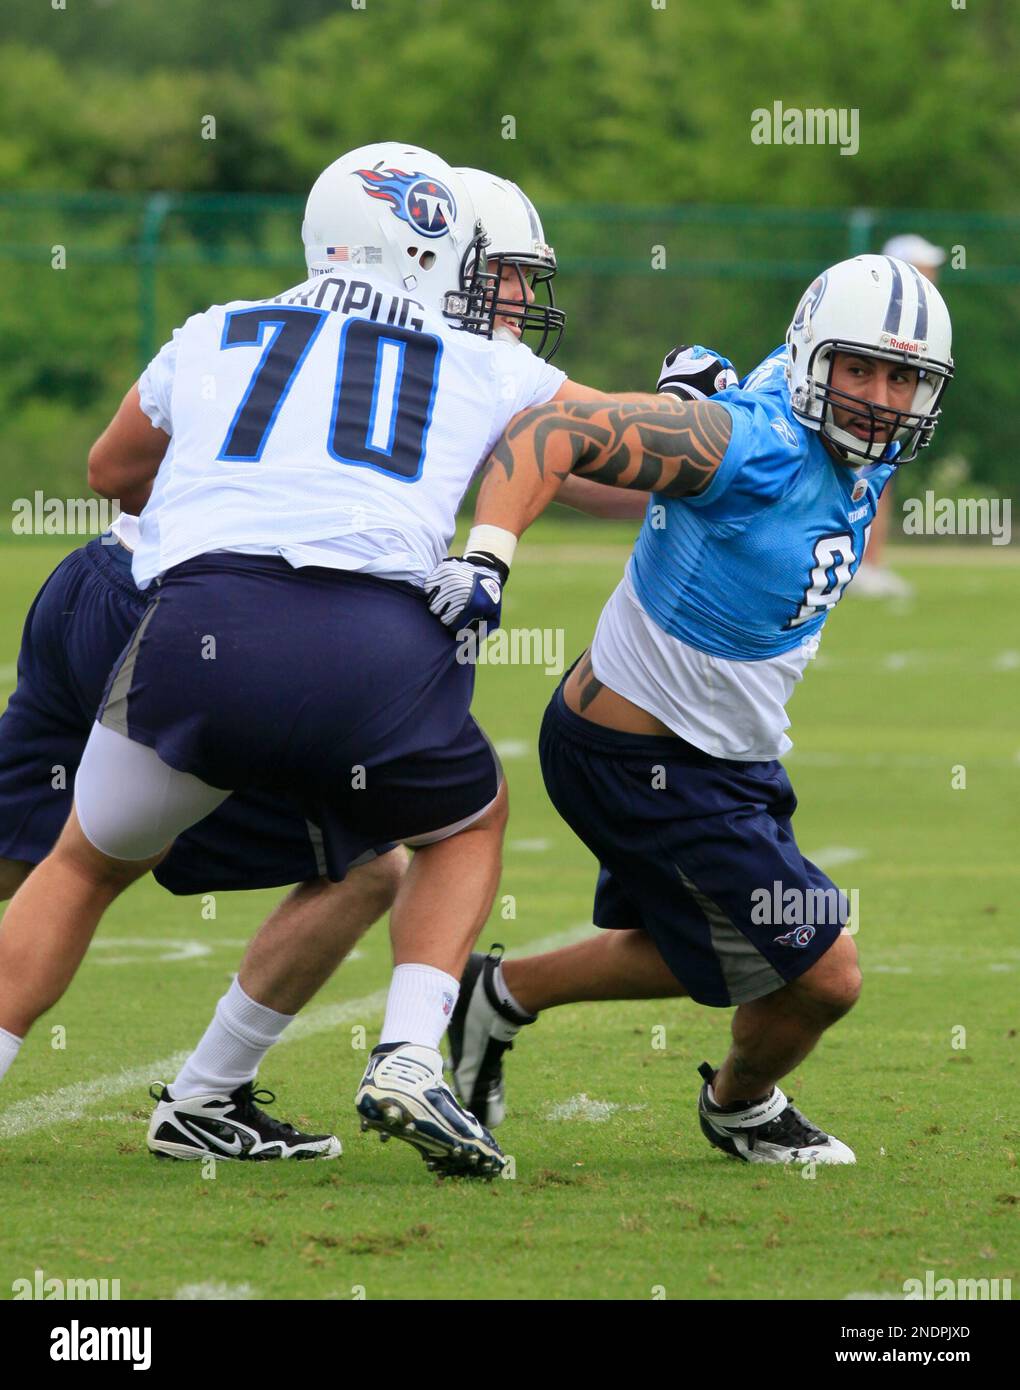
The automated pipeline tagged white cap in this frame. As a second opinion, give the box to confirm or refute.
[881,234,947,269]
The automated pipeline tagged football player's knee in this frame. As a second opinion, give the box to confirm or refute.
[800,956,862,1021]
[825,962,862,1017]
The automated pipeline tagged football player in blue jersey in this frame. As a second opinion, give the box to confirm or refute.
[432,254,953,1164]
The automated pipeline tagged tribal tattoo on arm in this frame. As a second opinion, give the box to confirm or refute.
[478,393,732,536]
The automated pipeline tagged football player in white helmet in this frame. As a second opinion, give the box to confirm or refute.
[437,255,954,1166]
[301,142,487,331]
[785,252,952,466]
[454,168,565,361]
[850,237,949,598]
[0,143,663,1179]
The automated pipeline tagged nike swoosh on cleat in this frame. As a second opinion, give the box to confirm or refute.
[178,1117,249,1156]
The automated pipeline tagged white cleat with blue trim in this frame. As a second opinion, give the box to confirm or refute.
[356,1042,505,1179]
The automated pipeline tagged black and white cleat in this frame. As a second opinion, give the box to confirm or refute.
[356,1042,505,1179]
[448,944,535,1128]
[147,1081,341,1161]
[697,1062,855,1165]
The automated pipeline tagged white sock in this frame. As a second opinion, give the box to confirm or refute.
[491,961,533,1021]
[0,1026,23,1084]
[380,963,459,1050]
[170,977,294,1098]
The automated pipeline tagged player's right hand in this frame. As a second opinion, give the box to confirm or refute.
[657,345,738,401]
[424,554,507,633]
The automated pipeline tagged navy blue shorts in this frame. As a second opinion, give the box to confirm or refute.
[538,683,846,1007]
[0,537,367,892]
[97,552,500,880]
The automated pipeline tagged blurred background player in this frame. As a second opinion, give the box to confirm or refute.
[851,234,948,598]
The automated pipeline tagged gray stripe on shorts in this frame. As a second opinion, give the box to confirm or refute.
[475,718,504,790]
[99,598,161,738]
[305,820,328,877]
[675,866,785,1005]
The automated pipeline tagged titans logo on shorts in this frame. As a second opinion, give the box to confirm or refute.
[0,536,361,892]
[539,683,847,1006]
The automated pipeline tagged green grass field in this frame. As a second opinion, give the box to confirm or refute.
[0,525,1017,1301]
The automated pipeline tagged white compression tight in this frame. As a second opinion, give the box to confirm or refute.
[74,722,229,861]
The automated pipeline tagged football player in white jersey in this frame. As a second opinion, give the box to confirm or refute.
[0,145,636,1178]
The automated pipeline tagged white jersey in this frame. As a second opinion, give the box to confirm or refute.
[133,271,565,588]
[108,511,140,551]
[591,564,820,761]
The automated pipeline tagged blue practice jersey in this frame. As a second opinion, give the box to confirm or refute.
[630,347,896,661]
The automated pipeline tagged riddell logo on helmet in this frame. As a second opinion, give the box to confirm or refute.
[879,332,928,354]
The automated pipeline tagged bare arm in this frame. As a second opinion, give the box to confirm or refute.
[476,393,731,538]
[87,384,170,510]
[553,472,649,519]
[552,378,609,404]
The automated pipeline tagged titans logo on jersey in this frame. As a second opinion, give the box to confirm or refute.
[629,345,896,660]
[355,167,456,239]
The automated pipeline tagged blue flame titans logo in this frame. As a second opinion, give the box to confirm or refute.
[792,272,828,334]
[355,167,456,239]
[773,925,816,948]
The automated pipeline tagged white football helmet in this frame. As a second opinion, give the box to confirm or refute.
[455,168,565,360]
[301,142,487,327]
[785,254,954,464]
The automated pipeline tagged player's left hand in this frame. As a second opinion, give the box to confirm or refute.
[424,554,507,633]
[657,344,738,400]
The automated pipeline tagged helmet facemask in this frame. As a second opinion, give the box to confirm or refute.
[785,255,954,467]
[454,236,565,361]
[440,219,499,337]
[800,341,953,465]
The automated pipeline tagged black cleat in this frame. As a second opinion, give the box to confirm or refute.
[448,944,536,1128]
[697,1062,855,1165]
[147,1081,341,1161]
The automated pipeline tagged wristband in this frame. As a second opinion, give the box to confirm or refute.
[465,524,518,572]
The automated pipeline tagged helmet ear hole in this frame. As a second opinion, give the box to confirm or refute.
[418,250,436,270]
[406,245,418,258]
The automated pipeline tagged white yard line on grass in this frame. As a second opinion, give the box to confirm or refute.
[0,1052,193,1140]
[1,928,593,1139]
